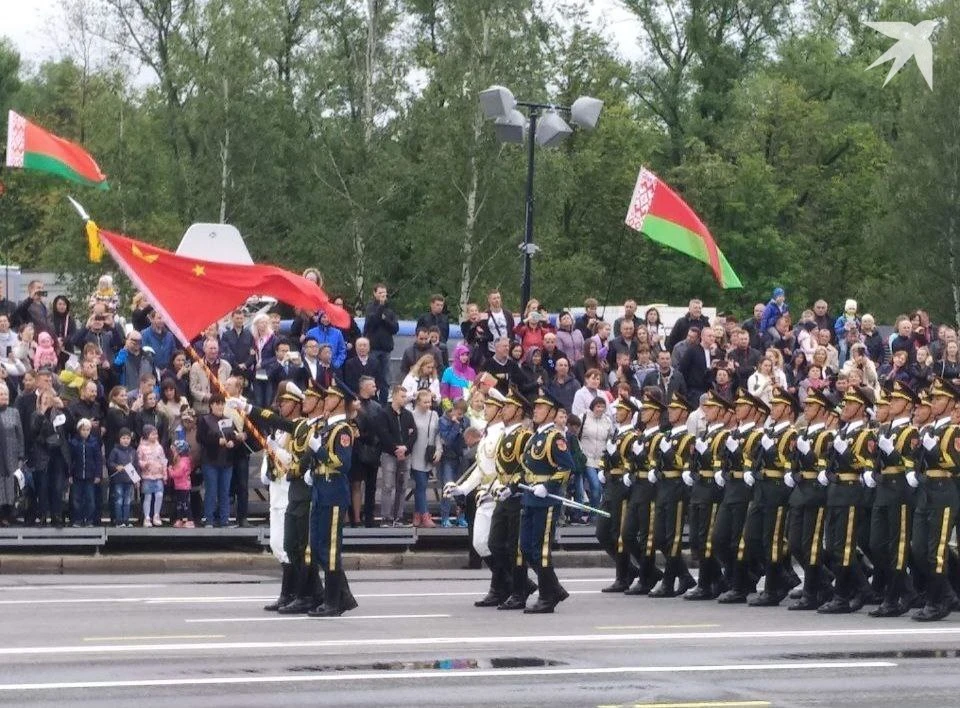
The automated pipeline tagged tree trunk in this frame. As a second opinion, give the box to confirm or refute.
[219,76,230,224]
[353,0,378,303]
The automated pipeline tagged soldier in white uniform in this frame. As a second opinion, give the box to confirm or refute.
[445,387,507,606]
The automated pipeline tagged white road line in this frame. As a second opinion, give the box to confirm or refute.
[1,628,958,656]
[83,635,225,641]
[0,584,169,591]
[0,661,896,691]
[186,614,452,623]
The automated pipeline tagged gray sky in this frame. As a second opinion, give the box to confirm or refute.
[0,0,646,68]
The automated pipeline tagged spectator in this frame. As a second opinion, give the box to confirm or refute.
[13,279,50,332]
[72,306,123,366]
[400,326,443,377]
[890,316,918,365]
[521,347,548,390]
[812,300,834,342]
[760,287,788,338]
[644,307,667,352]
[817,329,840,371]
[351,376,382,527]
[571,369,611,421]
[189,339,232,415]
[137,424,168,527]
[515,310,552,354]
[220,310,255,376]
[938,340,960,384]
[860,314,887,364]
[162,351,192,403]
[113,330,153,394]
[135,389,170,448]
[797,314,818,360]
[298,337,325,390]
[168,440,194,528]
[460,303,487,368]
[574,339,603,384]
[130,293,153,332]
[437,399,468,527]
[671,326,700,369]
[330,295,362,355]
[482,337,530,396]
[606,319,638,371]
[377,385,416,526]
[305,310,347,369]
[31,388,71,528]
[509,341,524,366]
[713,365,736,401]
[440,343,475,408]
[879,349,911,386]
[548,357,579,414]
[478,290,515,357]
[748,357,777,405]
[833,299,860,342]
[401,354,441,410]
[0,384,22,525]
[141,311,176,372]
[764,314,796,360]
[608,350,634,391]
[741,302,766,352]
[613,299,641,338]
[0,315,18,362]
[197,394,235,528]
[540,333,567,380]
[810,346,835,380]
[837,323,862,368]
[0,282,15,320]
[842,343,879,392]
[33,332,58,372]
[908,346,936,392]
[69,379,104,436]
[555,311,584,362]
[765,348,790,389]
[107,428,138,527]
[88,275,119,316]
[798,364,829,404]
[48,296,76,355]
[930,324,950,361]
[68,418,101,527]
[575,298,603,339]
[157,378,187,434]
[590,321,613,367]
[343,337,381,396]
[13,323,36,372]
[785,350,809,393]
[417,295,451,364]
[409,389,440,528]
[679,326,720,403]
[363,283,399,403]
[266,340,296,391]
[642,349,687,425]
[249,314,277,408]
[727,328,761,390]
[578,396,609,515]
[312,343,337,390]
[666,298,711,351]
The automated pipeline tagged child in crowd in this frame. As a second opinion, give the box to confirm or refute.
[437,399,468,528]
[68,418,103,527]
[167,439,194,528]
[137,424,168,527]
[108,428,138,527]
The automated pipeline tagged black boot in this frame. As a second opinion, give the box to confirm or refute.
[475,556,505,607]
[524,568,565,614]
[498,566,536,610]
[718,563,748,604]
[789,565,820,611]
[625,557,660,595]
[648,557,677,598]
[602,554,635,593]
[309,571,343,617]
[339,571,358,613]
[278,562,317,615]
[264,563,295,612]
[749,571,782,607]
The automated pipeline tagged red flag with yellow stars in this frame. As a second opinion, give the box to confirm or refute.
[98,229,349,343]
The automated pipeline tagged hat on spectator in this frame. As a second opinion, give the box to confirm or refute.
[173,439,190,455]
[118,427,133,439]
[773,287,785,298]
[844,299,858,313]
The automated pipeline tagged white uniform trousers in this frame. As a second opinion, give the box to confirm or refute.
[472,496,496,557]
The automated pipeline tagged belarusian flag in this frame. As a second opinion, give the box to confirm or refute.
[625,166,741,289]
[5,110,108,189]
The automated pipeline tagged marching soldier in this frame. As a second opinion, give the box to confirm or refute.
[648,392,696,598]
[306,380,359,617]
[683,390,734,600]
[230,383,325,615]
[787,388,835,610]
[597,396,643,593]
[867,381,921,617]
[490,388,537,610]
[622,389,668,596]
[445,388,506,607]
[817,385,877,614]
[748,388,800,606]
[911,379,960,621]
[519,391,575,613]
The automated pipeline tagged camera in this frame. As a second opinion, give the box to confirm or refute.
[36,290,48,298]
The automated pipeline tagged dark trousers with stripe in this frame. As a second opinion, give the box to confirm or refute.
[520,503,562,601]
[596,478,631,583]
[284,498,319,600]
[788,504,827,598]
[911,479,959,607]
[689,500,721,589]
[309,503,345,572]
[654,479,691,584]
[826,505,863,601]
[870,502,913,604]
[623,484,657,586]
[713,501,750,592]
[489,496,526,598]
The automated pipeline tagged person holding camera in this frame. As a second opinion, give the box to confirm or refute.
[12,280,49,333]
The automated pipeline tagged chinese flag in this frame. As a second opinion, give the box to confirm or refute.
[98,229,349,343]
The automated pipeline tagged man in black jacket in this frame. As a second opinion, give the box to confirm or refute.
[606,320,639,371]
[400,327,444,376]
[416,295,451,365]
[612,299,641,338]
[362,283,399,404]
[376,385,417,526]
[667,299,711,352]
[727,328,762,390]
[642,350,688,428]
[741,303,766,352]
[482,337,533,396]
[221,310,255,378]
[679,327,721,403]
[343,337,382,394]
[352,376,383,527]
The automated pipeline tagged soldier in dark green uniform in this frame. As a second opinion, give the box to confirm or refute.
[748,388,800,606]
[519,392,575,614]
[912,378,960,621]
[717,391,768,604]
[622,389,668,596]
[648,392,696,598]
[787,388,835,610]
[490,388,537,611]
[817,386,877,614]
[306,380,359,617]
[907,389,935,606]
[597,396,643,593]
[867,381,921,617]
[683,390,734,600]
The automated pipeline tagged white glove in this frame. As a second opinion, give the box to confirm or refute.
[862,470,877,488]
[725,436,739,453]
[647,469,657,484]
[260,468,270,486]
[833,437,849,455]
[878,435,895,456]
[623,473,633,488]
[477,490,494,505]
[496,486,512,502]
[784,472,796,488]
[817,470,830,487]
[605,441,617,455]
[308,431,323,452]
[694,438,709,454]
[272,447,292,467]
[796,437,811,456]
[713,470,725,487]
[631,440,643,457]
[443,483,462,499]
[659,438,672,453]
[598,470,606,484]
[744,470,756,487]
[906,470,920,488]
[52,413,66,429]
[303,470,313,486]
[12,467,24,488]
[923,433,940,451]
[532,484,548,498]
[682,470,694,486]
[761,434,775,451]
[225,396,250,414]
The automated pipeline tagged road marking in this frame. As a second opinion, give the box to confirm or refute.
[82,635,225,642]
[0,628,955,656]
[186,614,452,623]
[598,702,770,708]
[0,662,894,691]
[0,584,169,591]
[594,624,720,630]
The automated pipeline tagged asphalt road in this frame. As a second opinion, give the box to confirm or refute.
[3,568,960,707]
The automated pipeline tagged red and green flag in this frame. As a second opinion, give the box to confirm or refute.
[625,166,741,289]
[5,110,108,189]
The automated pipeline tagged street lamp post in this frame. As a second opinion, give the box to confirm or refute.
[479,87,603,314]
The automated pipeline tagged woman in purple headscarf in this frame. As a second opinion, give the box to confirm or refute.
[440,343,476,409]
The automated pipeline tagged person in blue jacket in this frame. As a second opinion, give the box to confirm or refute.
[760,287,789,338]
[305,310,347,370]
